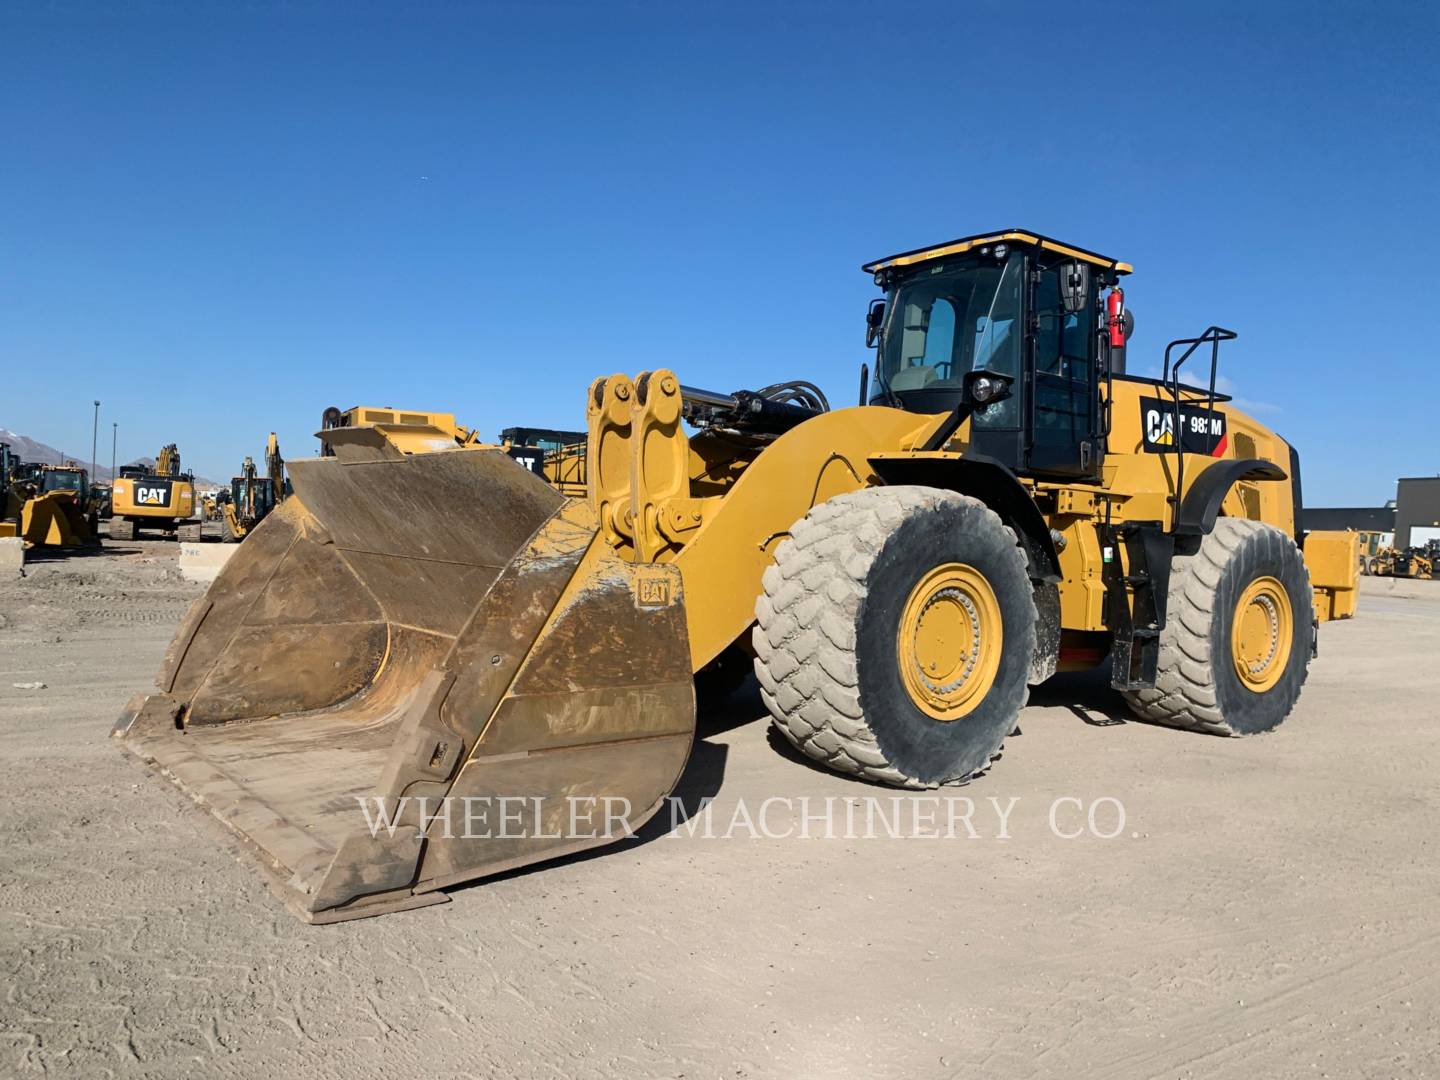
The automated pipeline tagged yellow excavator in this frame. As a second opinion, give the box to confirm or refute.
[219,433,289,542]
[110,443,199,541]
[117,229,1358,922]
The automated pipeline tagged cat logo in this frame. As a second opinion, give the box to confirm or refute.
[137,485,170,506]
[506,446,544,477]
[1145,409,1177,447]
[633,568,674,608]
[1140,396,1227,456]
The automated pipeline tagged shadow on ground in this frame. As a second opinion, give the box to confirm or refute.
[21,542,143,562]
[448,665,1143,896]
[448,678,758,896]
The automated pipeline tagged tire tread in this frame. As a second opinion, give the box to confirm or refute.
[753,486,1028,788]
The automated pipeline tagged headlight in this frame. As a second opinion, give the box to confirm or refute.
[971,376,1001,403]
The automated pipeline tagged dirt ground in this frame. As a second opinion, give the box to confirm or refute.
[2,536,1438,1080]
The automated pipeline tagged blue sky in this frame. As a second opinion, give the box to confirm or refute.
[3,0,1435,502]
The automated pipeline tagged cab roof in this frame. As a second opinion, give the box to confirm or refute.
[862,229,1133,276]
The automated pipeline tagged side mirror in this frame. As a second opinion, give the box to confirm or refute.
[1060,262,1090,314]
[964,368,1014,407]
[865,299,886,348]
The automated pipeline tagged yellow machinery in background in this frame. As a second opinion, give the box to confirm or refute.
[110,443,199,541]
[318,405,484,456]
[1356,529,1389,574]
[118,230,1358,922]
[2,456,98,548]
[1366,543,1433,579]
[220,433,289,542]
[501,425,587,497]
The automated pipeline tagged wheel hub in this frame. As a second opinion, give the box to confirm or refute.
[1231,575,1293,692]
[898,563,1003,721]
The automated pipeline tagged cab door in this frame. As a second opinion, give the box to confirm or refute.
[1026,264,1101,479]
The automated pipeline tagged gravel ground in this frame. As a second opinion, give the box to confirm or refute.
[2,537,1438,1079]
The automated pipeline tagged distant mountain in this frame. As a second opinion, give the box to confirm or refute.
[0,427,225,488]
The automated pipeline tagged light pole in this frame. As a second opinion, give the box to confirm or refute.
[91,400,100,482]
[111,422,117,480]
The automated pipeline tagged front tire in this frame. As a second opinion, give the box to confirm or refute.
[1123,518,1312,735]
[753,487,1034,788]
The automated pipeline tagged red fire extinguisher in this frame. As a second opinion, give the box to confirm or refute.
[1106,286,1126,348]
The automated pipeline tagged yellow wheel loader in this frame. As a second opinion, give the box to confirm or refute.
[4,461,99,547]
[116,230,1356,922]
[110,443,199,541]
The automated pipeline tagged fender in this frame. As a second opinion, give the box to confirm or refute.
[1176,458,1287,536]
[867,452,1063,582]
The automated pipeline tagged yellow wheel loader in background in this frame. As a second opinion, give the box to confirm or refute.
[2,459,99,548]
[110,443,199,541]
[116,230,1358,922]
[219,434,289,542]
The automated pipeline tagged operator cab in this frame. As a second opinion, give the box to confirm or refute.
[864,230,1132,481]
[40,465,90,502]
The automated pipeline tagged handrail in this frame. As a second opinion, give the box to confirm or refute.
[1162,327,1237,525]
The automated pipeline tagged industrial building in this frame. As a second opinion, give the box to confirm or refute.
[1303,476,1439,549]
[1395,477,1440,549]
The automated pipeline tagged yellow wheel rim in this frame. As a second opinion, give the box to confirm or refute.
[897,563,1003,721]
[1230,575,1293,692]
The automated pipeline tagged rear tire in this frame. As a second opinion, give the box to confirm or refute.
[753,486,1034,788]
[1123,518,1312,735]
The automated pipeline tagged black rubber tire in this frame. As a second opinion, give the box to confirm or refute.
[753,486,1034,788]
[1123,518,1313,735]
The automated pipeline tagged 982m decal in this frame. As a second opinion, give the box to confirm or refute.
[1139,395,1228,456]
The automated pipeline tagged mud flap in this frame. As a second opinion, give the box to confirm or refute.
[114,446,695,922]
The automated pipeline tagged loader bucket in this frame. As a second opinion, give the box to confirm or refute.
[114,445,695,922]
[22,492,90,547]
